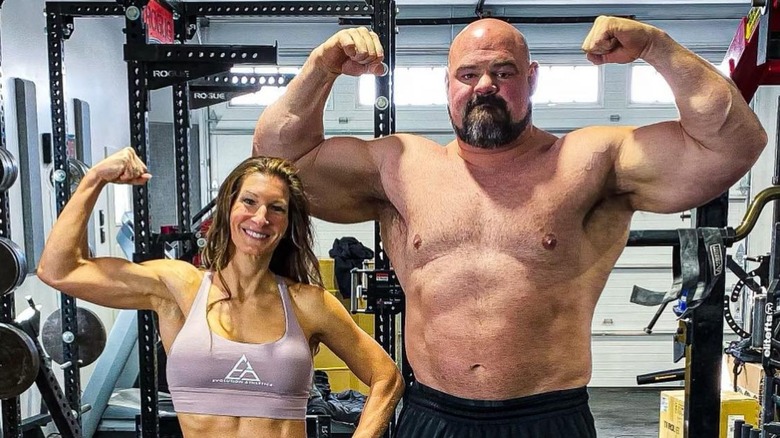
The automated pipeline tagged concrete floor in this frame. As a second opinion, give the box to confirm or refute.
[590,387,665,438]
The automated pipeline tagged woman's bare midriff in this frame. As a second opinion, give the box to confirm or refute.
[177,413,306,438]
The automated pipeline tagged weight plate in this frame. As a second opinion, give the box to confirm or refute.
[0,323,40,399]
[0,237,27,296]
[41,307,107,366]
[0,148,19,191]
[48,158,91,196]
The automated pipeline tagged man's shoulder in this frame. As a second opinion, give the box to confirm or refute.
[557,125,634,158]
[562,125,632,146]
[368,133,447,165]
[391,132,447,148]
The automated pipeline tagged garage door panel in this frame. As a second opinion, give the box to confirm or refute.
[593,269,678,333]
[590,337,682,387]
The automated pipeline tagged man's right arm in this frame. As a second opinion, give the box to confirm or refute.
[253,28,392,223]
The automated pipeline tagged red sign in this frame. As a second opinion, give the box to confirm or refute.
[143,0,174,44]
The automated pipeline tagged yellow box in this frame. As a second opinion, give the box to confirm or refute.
[314,343,345,369]
[313,300,375,394]
[319,258,336,291]
[659,390,759,438]
[323,369,352,393]
[314,345,368,393]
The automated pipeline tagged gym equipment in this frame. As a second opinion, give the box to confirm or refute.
[0,237,27,296]
[0,147,18,191]
[47,157,89,196]
[41,306,106,367]
[0,297,43,400]
[43,1,390,436]
[631,227,726,330]
[0,323,39,399]
[636,368,685,385]
[724,255,768,339]
[6,298,84,436]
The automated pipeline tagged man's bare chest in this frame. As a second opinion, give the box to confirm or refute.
[388,175,590,268]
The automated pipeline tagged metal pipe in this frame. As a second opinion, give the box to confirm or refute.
[627,186,780,247]
[734,186,780,241]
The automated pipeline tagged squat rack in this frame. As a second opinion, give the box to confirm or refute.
[40,1,400,437]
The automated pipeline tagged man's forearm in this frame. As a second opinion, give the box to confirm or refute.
[643,30,764,151]
[252,54,338,161]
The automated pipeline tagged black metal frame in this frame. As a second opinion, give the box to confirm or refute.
[42,0,384,437]
[44,7,127,437]
[628,202,728,438]
[0,1,22,436]
[39,2,403,437]
[687,196,729,438]
[756,95,780,436]
[43,1,382,437]
[123,2,374,436]
[366,2,405,436]
[188,72,296,109]
[45,10,83,428]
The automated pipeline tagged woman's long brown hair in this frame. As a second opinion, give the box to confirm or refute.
[200,156,323,292]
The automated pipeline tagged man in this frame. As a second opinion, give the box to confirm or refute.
[253,16,767,438]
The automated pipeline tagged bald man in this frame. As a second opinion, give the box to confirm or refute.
[253,17,766,438]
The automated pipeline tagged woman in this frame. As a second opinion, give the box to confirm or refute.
[38,147,403,438]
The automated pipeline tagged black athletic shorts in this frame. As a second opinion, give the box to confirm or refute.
[394,381,597,438]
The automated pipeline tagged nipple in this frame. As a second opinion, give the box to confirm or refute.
[542,233,557,250]
[413,234,422,250]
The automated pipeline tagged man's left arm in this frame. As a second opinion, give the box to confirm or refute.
[584,16,768,213]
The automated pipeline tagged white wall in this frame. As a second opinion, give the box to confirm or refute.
[2,0,129,418]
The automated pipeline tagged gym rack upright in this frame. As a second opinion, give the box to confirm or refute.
[44,2,399,437]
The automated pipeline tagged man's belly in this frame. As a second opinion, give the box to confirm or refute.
[405,307,594,399]
[401,255,602,400]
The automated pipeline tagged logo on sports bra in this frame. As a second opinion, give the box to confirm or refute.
[211,354,274,387]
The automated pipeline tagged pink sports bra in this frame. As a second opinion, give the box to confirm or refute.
[167,272,314,419]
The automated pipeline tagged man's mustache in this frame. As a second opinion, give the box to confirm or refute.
[465,94,509,115]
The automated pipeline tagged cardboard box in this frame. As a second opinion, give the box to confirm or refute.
[313,313,374,394]
[319,258,336,291]
[659,390,759,438]
[725,355,764,400]
[313,345,370,394]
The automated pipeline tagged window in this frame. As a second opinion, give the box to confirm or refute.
[630,65,674,104]
[358,65,600,106]
[228,66,300,106]
[532,65,599,104]
[359,67,447,106]
[113,185,132,226]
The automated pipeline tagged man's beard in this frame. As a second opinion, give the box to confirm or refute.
[450,95,531,150]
